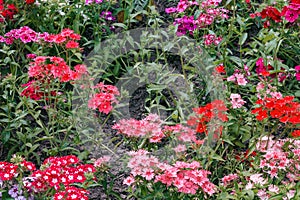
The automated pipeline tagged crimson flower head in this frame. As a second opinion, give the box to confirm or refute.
[215,65,226,74]
[25,0,35,4]
[260,6,282,23]
[292,130,300,138]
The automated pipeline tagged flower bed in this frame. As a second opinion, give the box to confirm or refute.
[0,0,299,199]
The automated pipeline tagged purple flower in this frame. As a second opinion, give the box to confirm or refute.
[8,185,19,198]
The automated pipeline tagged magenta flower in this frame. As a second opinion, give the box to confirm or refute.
[295,65,300,80]
[176,2,188,13]
[165,7,177,14]
[285,9,299,22]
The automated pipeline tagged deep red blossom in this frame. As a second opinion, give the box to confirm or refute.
[0,162,18,181]
[251,96,300,124]
[291,130,300,138]
[25,0,35,4]
[260,6,282,22]
[214,65,226,74]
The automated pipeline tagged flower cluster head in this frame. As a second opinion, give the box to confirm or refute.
[174,16,197,36]
[221,173,238,186]
[28,56,87,82]
[166,0,228,36]
[244,138,300,199]
[227,71,248,86]
[256,81,282,100]
[251,95,300,123]
[21,56,87,100]
[165,0,198,14]
[281,1,300,23]
[187,100,228,139]
[0,155,95,200]
[0,162,18,181]
[113,114,165,142]
[0,27,81,49]
[94,156,111,168]
[203,34,222,46]
[0,2,18,21]
[7,184,31,200]
[30,155,95,197]
[155,161,216,195]
[88,82,119,114]
[214,64,226,74]
[163,124,203,145]
[100,11,115,21]
[196,7,229,28]
[124,150,216,195]
[295,65,300,80]
[230,93,246,109]
[292,130,300,138]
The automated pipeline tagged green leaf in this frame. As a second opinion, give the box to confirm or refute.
[133,0,150,12]
[1,132,10,144]
[239,33,248,45]
[111,23,128,29]
[211,154,225,161]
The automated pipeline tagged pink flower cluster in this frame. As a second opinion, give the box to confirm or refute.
[0,26,81,49]
[243,138,300,199]
[256,82,282,100]
[124,149,216,195]
[230,93,246,109]
[203,34,222,46]
[163,124,201,144]
[165,0,228,36]
[221,173,238,186]
[112,114,164,142]
[165,0,198,14]
[256,137,300,180]
[227,72,248,86]
[94,156,111,168]
[88,82,120,114]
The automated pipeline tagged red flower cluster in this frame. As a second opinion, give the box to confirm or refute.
[0,155,96,200]
[214,64,226,74]
[251,96,300,124]
[0,2,17,20]
[292,130,300,138]
[88,82,120,114]
[187,100,228,137]
[259,6,282,28]
[25,0,35,4]
[54,186,89,200]
[28,56,87,82]
[29,155,95,198]
[0,161,18,180]
[0,159,36,181]
[21,56,87,100]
